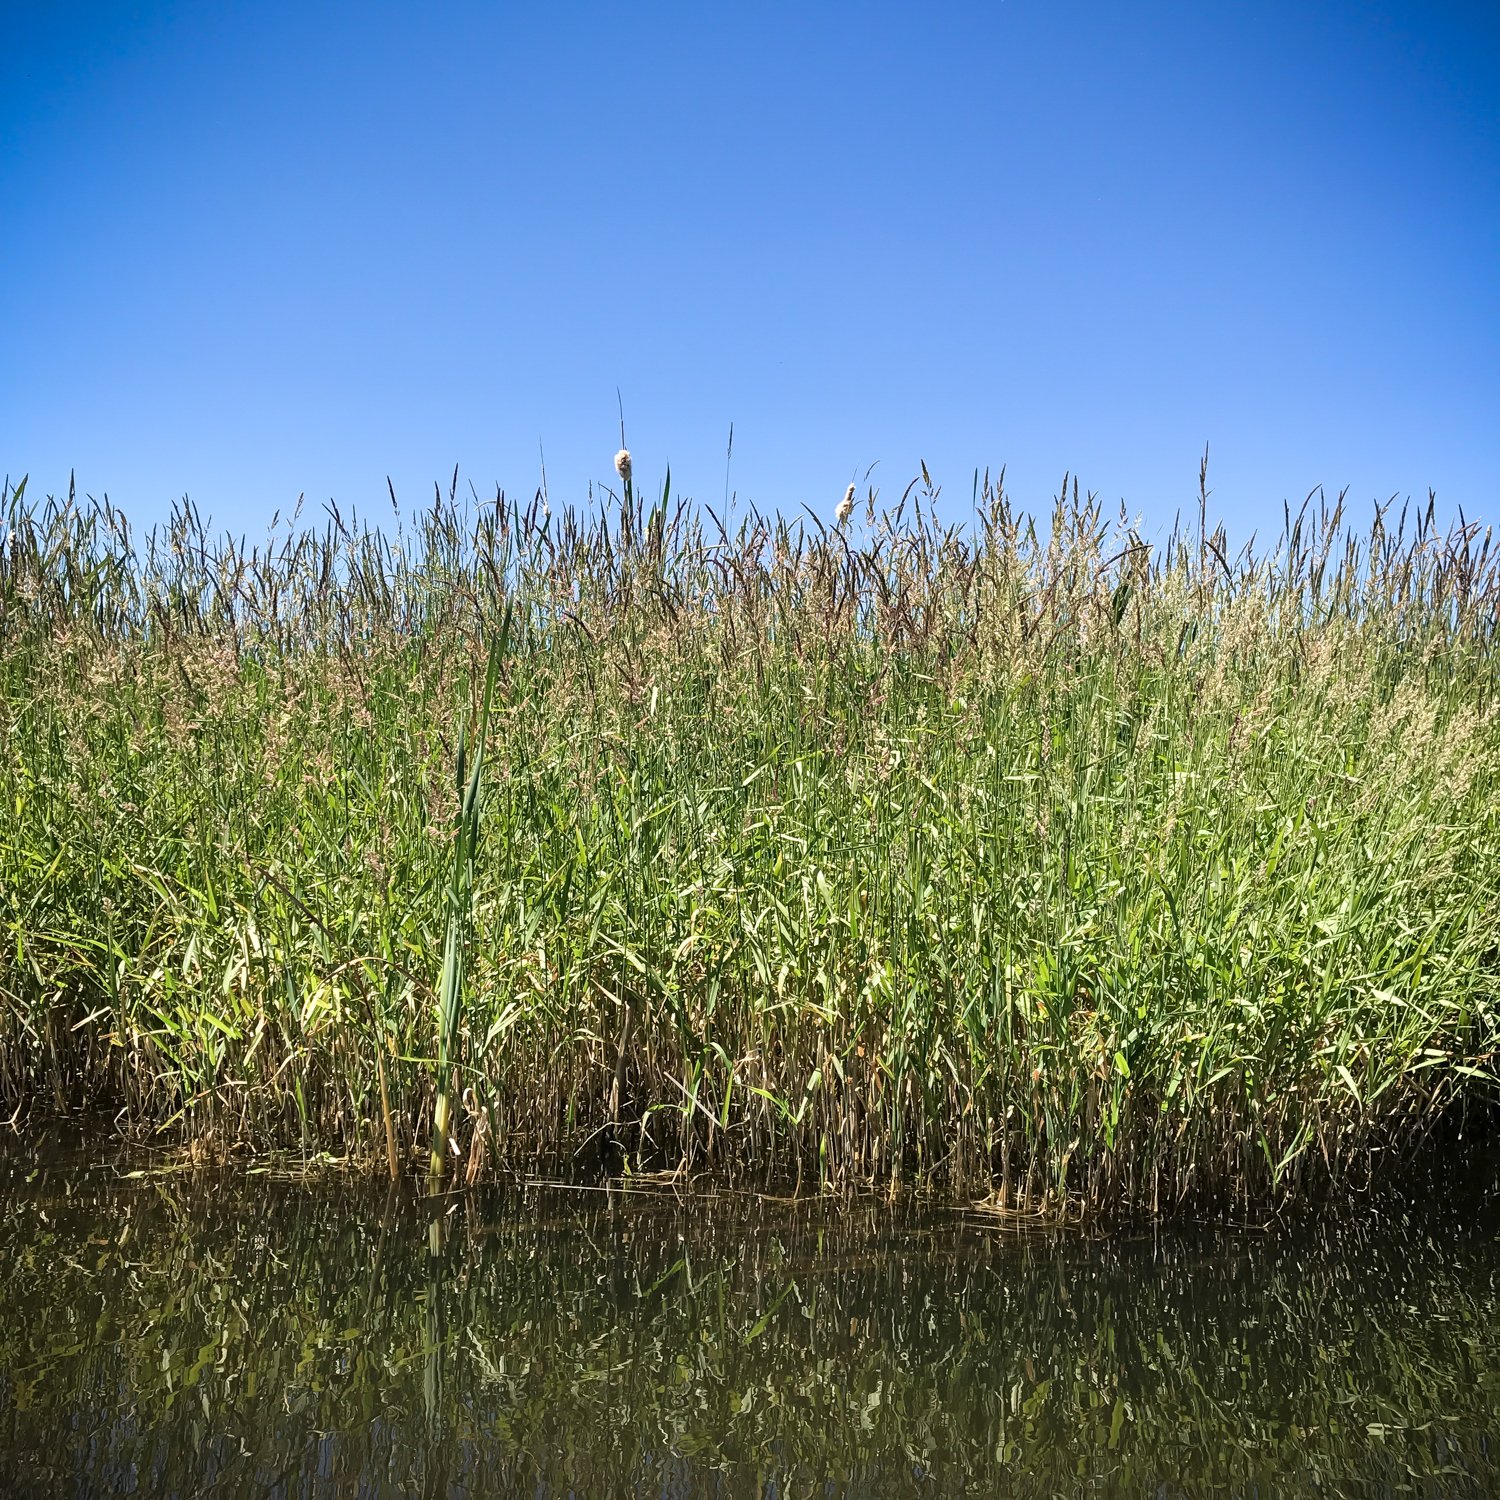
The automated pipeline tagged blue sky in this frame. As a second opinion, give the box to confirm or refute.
[3,1,1496,543]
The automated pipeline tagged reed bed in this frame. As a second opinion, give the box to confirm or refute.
[1,465,1497,1213]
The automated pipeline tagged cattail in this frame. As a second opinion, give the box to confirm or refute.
[835,484,856,525]
[614,449,632,486]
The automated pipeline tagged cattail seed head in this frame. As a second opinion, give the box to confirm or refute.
[614,449,632,485]
[835,484,856,525]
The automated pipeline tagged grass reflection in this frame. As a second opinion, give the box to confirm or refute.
[0,1153,1497,1496]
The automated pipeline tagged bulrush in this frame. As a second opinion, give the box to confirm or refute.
[2,468,1498,1214]
[614,448,632,487]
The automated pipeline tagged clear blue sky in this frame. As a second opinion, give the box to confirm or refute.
[3,1,1496,542]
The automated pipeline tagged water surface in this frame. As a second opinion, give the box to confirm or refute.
[1,1144,1497,1497]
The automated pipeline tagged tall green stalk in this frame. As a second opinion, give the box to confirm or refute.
[428,610,508,1184]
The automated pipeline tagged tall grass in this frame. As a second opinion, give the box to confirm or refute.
[1,464,1497,1212]
[429,617,503,1184]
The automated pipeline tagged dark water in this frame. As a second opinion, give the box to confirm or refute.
[1,1145,1498,1498]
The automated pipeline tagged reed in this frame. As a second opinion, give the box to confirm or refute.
[429,617,504,1184]
[1,463,1497,1213]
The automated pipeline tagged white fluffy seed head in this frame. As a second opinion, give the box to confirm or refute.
[835,484,856,524]
[614,448,632,485]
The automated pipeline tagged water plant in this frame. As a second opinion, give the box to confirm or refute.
[0,462,1496,1212]
[429,615,504,1184]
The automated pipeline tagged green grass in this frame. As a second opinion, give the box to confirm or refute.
[1,465,1497,1213]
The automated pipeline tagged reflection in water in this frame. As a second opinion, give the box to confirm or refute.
[0,1146,1497,1497]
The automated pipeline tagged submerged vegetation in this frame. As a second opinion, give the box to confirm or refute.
[1,463,1497,1213]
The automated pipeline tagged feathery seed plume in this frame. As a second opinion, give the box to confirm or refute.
[614,449,632,486]
[835,484,856,525]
